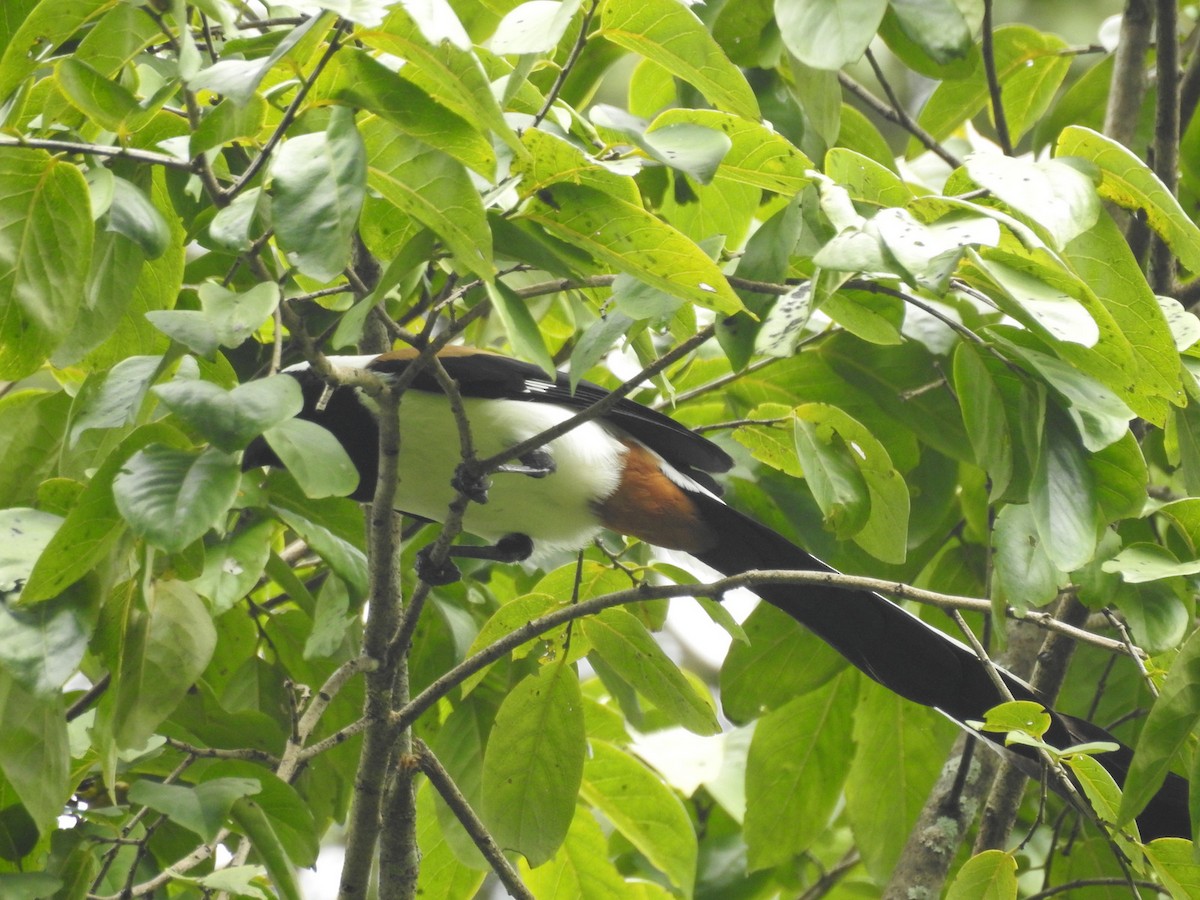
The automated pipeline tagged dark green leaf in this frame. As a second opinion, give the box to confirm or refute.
[0,149,93,379]
[0,669,69,831]
[744,673,855,870]
[154,375,303,453]
[721,603,847,723]
[262,418,360,499]
[112,444,240,553]
[128,777,260,841]
[271,106,366,281]
[112,580,217,749]
[1117,628,1200,827]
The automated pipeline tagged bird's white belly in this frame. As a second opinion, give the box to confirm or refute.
[393,392,626,551]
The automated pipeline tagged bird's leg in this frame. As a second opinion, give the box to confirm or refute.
[494,448,556,479]
[414,533,534,585]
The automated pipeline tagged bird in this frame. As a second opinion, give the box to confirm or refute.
[245,346,1190,841]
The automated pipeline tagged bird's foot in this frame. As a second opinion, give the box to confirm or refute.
[452,463,491,504]
[495,448,556,479]
[415,546,462,586]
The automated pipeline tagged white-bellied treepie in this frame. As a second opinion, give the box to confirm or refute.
[244,347,1189,840]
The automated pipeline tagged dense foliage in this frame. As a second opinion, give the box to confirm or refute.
[1,0,1199,897]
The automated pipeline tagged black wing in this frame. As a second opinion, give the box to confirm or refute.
[369,352,733,478]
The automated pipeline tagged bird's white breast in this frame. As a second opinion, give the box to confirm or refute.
[392,391,627,552]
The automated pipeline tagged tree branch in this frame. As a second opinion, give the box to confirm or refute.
[413,740,534,900]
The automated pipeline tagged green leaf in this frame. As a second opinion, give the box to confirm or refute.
[887,0,973,65]
[1004,343,1135,452]
[146,281,280,357]
[845,681,957,882]
[1030,409,1100,572]
[1144,838,1200,899]
[650,109,813,195]
[228,799,303,900]
[195,867,269,900]
[106,176,169,258]
[600,0,759,118]
[825,148,913,208]
[481,661,585,866]
[0,669,69,831]
[112,444,240,553]
[1063,213,1184,423]
[188,15,326,104]
[965,154,1100,250]
[1117,627,1200,827]
[794,403,910,563]
[190,95,267,155]
[792,414,870,539]
[1068,753,1139,858]
[0,0,120,101]
[1057,126,1200,276]
[744,673,855,870]
[579,739,696,893]
[364,122,493,281]
[485,281,556,377]
[720,603,846,723]
[261,418,360,499]
[22,422,186,603]
[54,57,139,131]
[270,106,366,282]
[970,253,1101,348]
[954,343,1014,497]
[154,375,303,453]
[328,49,494,177]
[523,183,742,315]
[914,25,1068,153]
[415,782,488,898]
[0,508,61,600]
[303,575,354,659]
[990,502,1061,611]
[775,0,887,70]
[0,873,61,899]
[0,559,93,695]
[976,700,1052,739]
[582,608,720,735]
[0,389,69,508]
[267,486,368,599]
[1102,543,1200,584]
[514,127,641,204]
[361,8,522,154]
[493,0,582,55]
[520,804,630,900]
[70,355,171,443]
[112,579,217,749]
[945,850,1018,900]
[641,122,731,185]
[191,518,275,616]
[128,777,260,841]
[0,149,93,378]
[203,760,321,867]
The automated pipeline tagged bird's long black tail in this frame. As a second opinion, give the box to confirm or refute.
[689,491,1190,840]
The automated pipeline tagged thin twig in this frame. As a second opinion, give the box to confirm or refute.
[221,16,346,202]
[414,740,535,899]
[0,136,193,170]
[533,0,599,126]
[981,0,1013,155]
[841,69,961,169]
